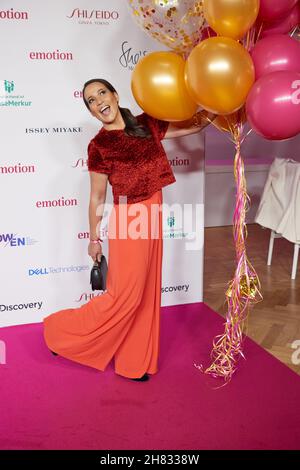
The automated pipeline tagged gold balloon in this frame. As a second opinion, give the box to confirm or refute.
[185,37,255,115]
[128,0,205,56]
[213,106,247,133]
[131,51,198,121]
[203,0,260,39]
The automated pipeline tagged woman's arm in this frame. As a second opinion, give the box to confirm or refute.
[164,110,216,139]
[88,172,108,261]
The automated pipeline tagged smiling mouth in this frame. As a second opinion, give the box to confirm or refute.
[100,105,110,116]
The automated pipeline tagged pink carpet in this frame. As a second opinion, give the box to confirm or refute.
[1,302,300,450]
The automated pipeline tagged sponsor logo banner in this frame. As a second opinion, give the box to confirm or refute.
[168,156,190,167]
[119,41,147,71]
[0,233,38,247]
[25,127,82,134]
[0,301,43,312]
[76,292,104,302]
[72,158,88,171]
[0,80,32,107]
[0,163,35,174]
[28,265,89,276]
[67,8,119,25]
[35,197,78,208]
[29,50,73,61]
[161,284,190,294]
[0,8,28,20]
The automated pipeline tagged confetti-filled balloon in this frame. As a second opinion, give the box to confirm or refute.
[127,0,205,56]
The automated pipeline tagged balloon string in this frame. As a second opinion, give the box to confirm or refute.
[243,21,263,52]
[290,25,299,37]
[195,121,262,382]
[256,21,263,43]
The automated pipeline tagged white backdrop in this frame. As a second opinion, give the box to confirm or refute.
[0,0,205,327]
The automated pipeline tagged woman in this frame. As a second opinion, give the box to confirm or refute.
[43,79,213,382]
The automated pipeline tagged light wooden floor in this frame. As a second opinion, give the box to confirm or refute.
[203,224,300,376]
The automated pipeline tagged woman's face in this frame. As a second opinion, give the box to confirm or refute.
[84,82,120,124]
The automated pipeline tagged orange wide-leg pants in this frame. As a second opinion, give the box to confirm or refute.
[43,189,163,378]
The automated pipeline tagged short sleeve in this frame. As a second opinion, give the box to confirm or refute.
[87,140,112,175]
[145,113,169,141]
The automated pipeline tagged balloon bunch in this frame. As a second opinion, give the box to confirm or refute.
[190,1,300,382]
[128,1,300,382]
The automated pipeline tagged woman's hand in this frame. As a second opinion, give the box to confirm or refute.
[164,110,217,139]
[88,241,103,263]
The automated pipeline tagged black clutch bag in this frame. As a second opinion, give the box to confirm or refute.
[90,255,108,291]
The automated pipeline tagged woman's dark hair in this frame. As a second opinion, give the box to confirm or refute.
[82,78,151,138]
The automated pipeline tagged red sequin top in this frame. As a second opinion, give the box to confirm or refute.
[87,113,176,204]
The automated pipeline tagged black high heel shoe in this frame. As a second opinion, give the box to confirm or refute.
[130,373,149,382]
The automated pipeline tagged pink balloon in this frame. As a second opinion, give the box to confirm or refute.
[251,34,300,79]
[261,3,300,36]
[259,0,298,22]
[246,70,300,140]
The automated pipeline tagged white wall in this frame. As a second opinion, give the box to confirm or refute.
[0,0,205,326]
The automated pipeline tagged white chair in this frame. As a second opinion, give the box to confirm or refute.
[267,229,299,280]
[255,157,300,281]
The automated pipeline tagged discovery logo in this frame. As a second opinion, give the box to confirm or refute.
[28,265,89,276]
[161,284,190,294]
[0,79,32,107]
[0,301,43,312]
[119,41,147,71]
[0,233,38,247]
